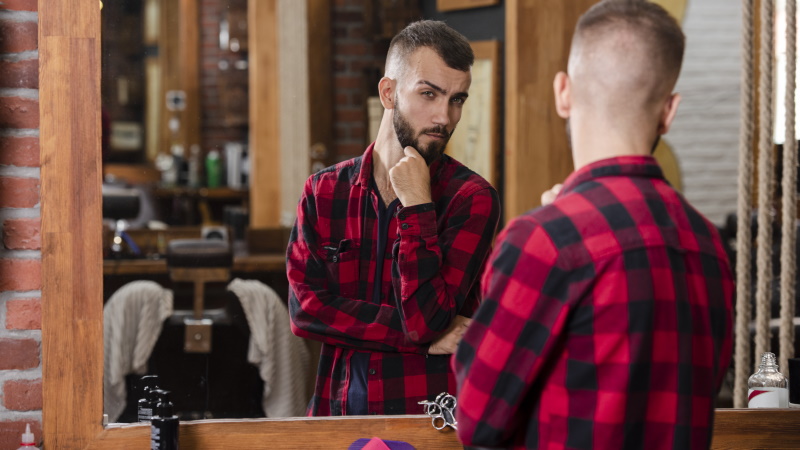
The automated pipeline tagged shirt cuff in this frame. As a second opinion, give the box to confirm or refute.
[396,202,437,237]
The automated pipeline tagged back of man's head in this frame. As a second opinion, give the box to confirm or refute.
[569,0,685,113]
[384,20,474,80]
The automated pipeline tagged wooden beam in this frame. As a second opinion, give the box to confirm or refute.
[249,0,281,227]
[504,0,596,219]
[178,0,201,152]
[40,0,103,447]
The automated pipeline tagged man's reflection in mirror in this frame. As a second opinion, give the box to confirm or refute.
[287,20,501,416]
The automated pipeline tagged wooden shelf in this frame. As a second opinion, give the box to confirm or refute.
[151,186,248,200]
[103,253,284,276]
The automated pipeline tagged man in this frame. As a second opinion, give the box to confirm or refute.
[287,20,501,416]
[454,2,733,449]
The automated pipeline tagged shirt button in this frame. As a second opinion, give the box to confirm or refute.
[369,369,376,375]
[401,223,409,230]
[398,213,406,220]
[332,255,338,262]
[371,412,377,415]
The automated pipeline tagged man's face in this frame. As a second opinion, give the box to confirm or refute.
[393,94,454,166]
[391,47,471,166]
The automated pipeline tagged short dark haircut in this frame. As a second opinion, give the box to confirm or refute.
[385,20,474,78]
[576,0,685,86]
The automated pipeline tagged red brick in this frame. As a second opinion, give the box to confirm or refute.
[0,338,39,370]
[3,379,42,410]
[0,259,41,291]
[0,96,39,129]
[335,108,365,122]
[335,43,368,56]
[0,177,39,208]
[0,136,39,167]
[0,421,42,450]
[3,218,41,250]
[334,75,362,90]
[0,0,38,11]
[6,298,41,330]
[0,58,37,89]
[0,20,37,53]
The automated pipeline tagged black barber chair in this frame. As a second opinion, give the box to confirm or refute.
[119,239,264,421]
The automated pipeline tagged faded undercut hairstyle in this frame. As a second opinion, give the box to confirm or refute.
[384,20,474,80]
[576,0,685,89]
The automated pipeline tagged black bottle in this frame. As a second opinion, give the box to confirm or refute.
[150,390,179,450]
[137,375,160,422]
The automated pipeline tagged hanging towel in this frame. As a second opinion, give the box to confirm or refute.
[103,280,173,422]
[227,278,312,417]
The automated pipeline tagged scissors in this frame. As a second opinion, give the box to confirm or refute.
[418,392,458,431]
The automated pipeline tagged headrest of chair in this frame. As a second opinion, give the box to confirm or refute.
[166,239,233,268]
[102,186,141,220]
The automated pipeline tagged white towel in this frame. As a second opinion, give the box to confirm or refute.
[103,280,173,422]
[227,278,312,417]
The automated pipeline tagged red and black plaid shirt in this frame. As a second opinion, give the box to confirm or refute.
[454,156,734,449]
[288,143,500,416]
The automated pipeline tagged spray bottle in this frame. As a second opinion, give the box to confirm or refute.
[150,389,179,450]
[17,423,38,450]
[138,375,161,422]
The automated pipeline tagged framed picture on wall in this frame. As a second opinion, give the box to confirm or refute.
[446,40,501,188]
[436,0,500,12]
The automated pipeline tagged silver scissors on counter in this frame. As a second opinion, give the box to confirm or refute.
[418,392,458,431]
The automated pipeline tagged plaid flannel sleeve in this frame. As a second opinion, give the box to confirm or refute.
[287,177,423,354]
[454,216,570,447]
[393,186,501,344]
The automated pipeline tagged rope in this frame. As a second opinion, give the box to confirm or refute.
[734,0,756,409]
[780,0,798,375]
[754,0,776,376]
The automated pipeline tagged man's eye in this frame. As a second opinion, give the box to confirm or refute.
[451,97,465,105]
[422,91,434,97]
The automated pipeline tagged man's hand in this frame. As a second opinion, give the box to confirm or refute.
[540,183,563,206]
[428,315,472,355]
[389,147,432,207]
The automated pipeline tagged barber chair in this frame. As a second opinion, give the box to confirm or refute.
[102,185,142,258]
[135,239,264,420]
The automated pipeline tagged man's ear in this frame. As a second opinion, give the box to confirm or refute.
[378,77,396,110]
[658,93,681,135]
[553,71,571,119]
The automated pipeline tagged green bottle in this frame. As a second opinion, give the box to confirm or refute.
[205,150,221,188]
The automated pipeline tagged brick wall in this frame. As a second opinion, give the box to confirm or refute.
[200,0,249,155]
[0,1,43,448]
[669,0,741,226]
[332,0,388,162]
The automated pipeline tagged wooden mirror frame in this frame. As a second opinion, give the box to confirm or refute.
[38,0,800,448]
[39,0,460,448]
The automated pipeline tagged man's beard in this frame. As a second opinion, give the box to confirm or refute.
[393,97,453,166]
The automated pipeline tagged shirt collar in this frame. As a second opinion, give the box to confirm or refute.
[558,155,666,198]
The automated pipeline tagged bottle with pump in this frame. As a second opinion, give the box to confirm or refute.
[138,375,160,422]
[748,352,789,408]
[150,389,179,450]
[17,423,38,450]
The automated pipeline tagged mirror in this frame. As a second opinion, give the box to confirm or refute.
[43,0,775,447]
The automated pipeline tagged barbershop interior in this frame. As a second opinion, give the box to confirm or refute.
[4,0,800,448]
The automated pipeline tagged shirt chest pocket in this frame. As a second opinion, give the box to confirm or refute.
[318,239,361,298]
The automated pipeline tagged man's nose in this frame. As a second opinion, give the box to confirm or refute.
[431,99,451,127]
